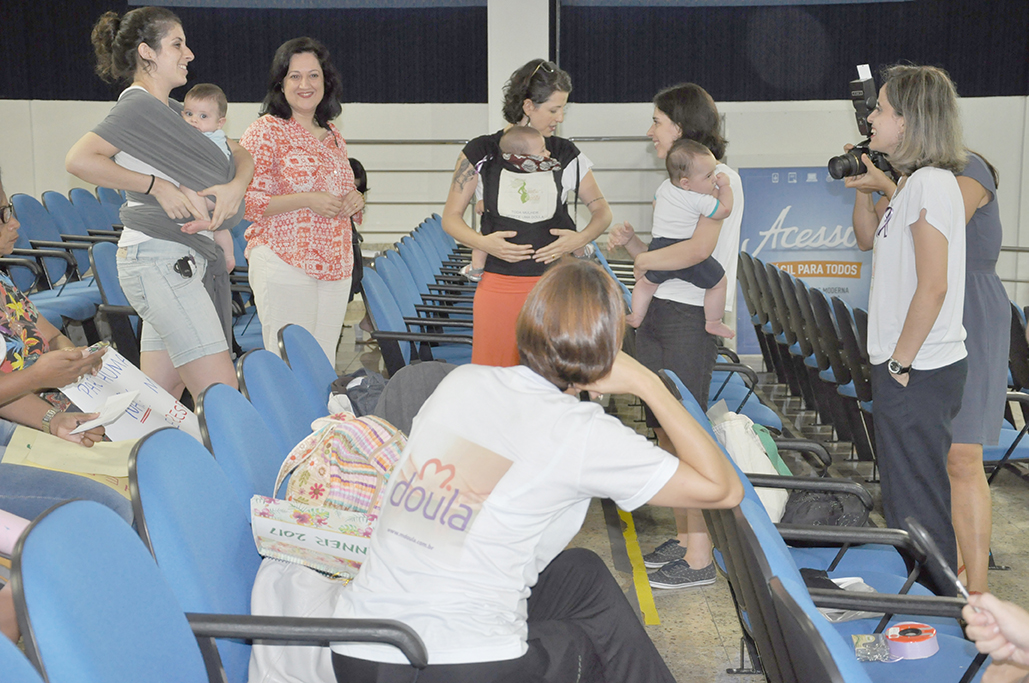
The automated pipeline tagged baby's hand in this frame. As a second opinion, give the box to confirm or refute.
[179,185,213,218]
[608,221,635,248]
[715,173,730,189]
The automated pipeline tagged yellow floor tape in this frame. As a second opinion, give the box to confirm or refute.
[617,508,660,625]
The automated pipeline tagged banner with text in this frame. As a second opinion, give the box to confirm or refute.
[736,166,871,355]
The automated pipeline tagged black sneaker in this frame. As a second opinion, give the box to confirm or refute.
[642,539,686,569]
[648,559,716,589]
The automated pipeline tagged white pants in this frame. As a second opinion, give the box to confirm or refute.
[248,245,351,363]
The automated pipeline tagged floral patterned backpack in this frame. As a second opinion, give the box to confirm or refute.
[274,412,407,516]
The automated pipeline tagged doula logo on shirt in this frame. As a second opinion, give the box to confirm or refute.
[383,435,512,552]
[497,169,557,223]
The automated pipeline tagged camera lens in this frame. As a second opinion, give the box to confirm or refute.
[827,152,864,180]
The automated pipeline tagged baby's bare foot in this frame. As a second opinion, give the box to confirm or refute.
[705,320,735,339]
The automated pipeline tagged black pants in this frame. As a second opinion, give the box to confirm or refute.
[332,548,675,683]
[871,358,967,596]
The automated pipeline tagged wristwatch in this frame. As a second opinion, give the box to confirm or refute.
[887,358,911,376]
[41,407,59,435]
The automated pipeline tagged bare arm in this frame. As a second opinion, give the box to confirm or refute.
[37,314,74,351]
[0,395,104,446]
[708,173,734,220]
[889,210,950,382]
[440,154,533,263]
[578,353,743,509]
[844,151,895,251]
[635,216,723,273]
[67,132,205,223]
[956,176,991,224]
[533,170,612,264]
[608,222,649,257]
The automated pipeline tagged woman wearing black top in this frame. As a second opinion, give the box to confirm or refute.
[441,59,612,366]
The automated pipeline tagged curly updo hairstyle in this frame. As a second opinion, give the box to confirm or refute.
[653,83,727,162]
[260,37,344,129]
[91,7,182,84]
[502,59,573,125]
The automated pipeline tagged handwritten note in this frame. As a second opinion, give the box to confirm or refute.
[60,348,201,441]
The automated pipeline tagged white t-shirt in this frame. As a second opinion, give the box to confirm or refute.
[652,179,722,241]
[867,166,967,369]
[331,364,679,665]
[653,163,742,311]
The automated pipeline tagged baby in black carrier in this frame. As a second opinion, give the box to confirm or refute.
[461,126,592,282]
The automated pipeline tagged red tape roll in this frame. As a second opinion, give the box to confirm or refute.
[885,622,939,659]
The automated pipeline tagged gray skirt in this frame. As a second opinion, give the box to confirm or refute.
[951,271,1010,445]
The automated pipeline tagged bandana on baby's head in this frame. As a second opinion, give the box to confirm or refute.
[501,153,563,173]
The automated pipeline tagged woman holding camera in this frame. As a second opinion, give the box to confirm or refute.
[846,65,968,596]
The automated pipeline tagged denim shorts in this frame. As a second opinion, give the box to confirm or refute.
[117,239,228,366]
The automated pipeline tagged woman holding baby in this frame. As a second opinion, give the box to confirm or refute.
[612,83,746,590]
[66,6,253,401]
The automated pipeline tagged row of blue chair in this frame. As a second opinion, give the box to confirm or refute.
[360,215,475,376]
[740,252,1029,483]
[593,246,784,431]
[3,322,425,682]
[661,368,987,682]
[365,217,784,436]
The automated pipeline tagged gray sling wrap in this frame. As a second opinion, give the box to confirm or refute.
[92,87,243,344]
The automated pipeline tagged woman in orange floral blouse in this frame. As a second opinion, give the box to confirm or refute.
[241,37,364,362]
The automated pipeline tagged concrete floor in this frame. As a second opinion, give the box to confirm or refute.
[336,299,1029,682]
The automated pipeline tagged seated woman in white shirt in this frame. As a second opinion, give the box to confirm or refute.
[330,259,744,683]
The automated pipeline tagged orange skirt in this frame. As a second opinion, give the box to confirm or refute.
[472,272,542,367]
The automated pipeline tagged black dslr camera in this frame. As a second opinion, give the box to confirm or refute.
[827,66,894,180]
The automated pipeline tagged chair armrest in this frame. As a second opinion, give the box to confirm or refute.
[772,438,832,474]
[12,247,78,269]
[0,257,43,277]
[403,317,474,330]
[87,229,123,238]
[717,347,741,363]
[420,293,475,305]
[60,234,119,245]
[29,239,92,253]
[413,304,473,317]
[185,613,428,668]
[428,282,478,294]
[746,473,873,511]
[807,589,966,621]
[773,524,915,552]
[98,303,139,317]
[372,330,473,345]
[712,362,759,387]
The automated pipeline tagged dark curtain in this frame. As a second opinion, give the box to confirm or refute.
[2,0,487,103]
[559,0,1029,102]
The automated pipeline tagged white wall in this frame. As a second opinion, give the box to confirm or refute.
[2,95,1027,297]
